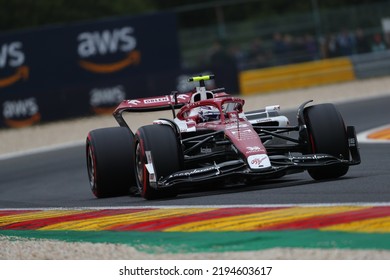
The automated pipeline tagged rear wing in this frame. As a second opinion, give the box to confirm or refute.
[113,88,227,128]
[113,92,191,128]
[115,93,191,113]
[113,74,226,129]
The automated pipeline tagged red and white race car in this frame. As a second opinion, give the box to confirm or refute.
[86,75,361,199]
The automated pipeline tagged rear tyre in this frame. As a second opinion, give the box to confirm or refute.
[134,124,182,200]
[86,127,135,198]
[304,103,349,180]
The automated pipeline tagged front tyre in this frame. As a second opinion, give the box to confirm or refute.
[134,124,182,200]
[304,103,350,180]
[86,127,135,198]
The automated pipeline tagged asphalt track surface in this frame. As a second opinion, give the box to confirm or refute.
[0,96,389,209]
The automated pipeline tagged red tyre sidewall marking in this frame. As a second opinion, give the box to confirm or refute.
[87,134,99,197]
[136,131,148,197]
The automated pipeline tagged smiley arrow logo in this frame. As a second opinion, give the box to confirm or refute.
[78,50,141,74]
[0,65,29,88]
[5,112,41,128]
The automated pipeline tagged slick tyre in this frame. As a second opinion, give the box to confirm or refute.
[134,124,182,200]
[86,127,135,198]
[304,103,349,180]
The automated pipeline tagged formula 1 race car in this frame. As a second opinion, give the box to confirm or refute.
[86,75,361,200]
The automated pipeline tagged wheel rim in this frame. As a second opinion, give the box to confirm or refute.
[87,145,96,190]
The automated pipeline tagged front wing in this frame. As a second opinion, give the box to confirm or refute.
[154,152,357,189]
[151,125,360,189]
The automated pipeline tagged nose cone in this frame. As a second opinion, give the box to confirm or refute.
[247,154,271,170]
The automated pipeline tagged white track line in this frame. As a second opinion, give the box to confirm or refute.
[0,140,84,161]
[357,124,390,144]
[1,202,390,211]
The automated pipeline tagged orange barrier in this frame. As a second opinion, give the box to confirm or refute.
[239,58,356,95]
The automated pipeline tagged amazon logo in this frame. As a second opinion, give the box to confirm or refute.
[77,26,140,73]
[89,85,125,114]
[2,97,41,128]
[0,41,29,88]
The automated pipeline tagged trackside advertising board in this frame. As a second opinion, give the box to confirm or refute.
[0,12,181,128]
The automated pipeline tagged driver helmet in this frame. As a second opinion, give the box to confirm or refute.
[198,106,220,122]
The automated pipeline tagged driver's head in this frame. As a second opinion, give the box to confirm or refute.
[198,106,220,122]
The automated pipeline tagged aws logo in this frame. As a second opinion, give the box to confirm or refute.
[0,41,29,88]
[77,26,141,73]
[89,85,125,114]
[2,97,41,128]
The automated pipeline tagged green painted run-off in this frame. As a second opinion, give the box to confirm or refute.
[1,230,389,254]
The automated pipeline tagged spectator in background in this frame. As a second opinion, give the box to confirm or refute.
[272,32,288,65]
[371,33,387,52]
[354,28,371,54]
[336,28,355,56]
[304,34,319,60]
[229,43,246,70]
[287,34,308,63]
[384,32,390,48]
[282,33,294,63]
[247,37,269,69]
[322,33,339,58]
[207,39,239,93]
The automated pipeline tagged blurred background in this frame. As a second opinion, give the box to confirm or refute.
[1,0,390,128]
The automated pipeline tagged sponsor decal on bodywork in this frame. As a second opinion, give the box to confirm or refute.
[168,166,218,179]
[144,96,170,104]
[246,146,264,153]
[248,154,271,169]
[126,94,191,109]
